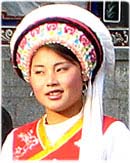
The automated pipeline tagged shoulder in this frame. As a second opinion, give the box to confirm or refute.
[103,116,130,160]
[103,115,130,134]
[103,115,130,144]
[13,119,40,135]
[103,115,118,134]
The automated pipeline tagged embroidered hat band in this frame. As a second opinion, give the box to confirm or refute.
[12,17,103,82]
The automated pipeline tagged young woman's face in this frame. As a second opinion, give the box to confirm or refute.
[29,46,83,113]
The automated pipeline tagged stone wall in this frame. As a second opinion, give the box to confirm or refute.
[2,1,129,128]
[104,49,129,127]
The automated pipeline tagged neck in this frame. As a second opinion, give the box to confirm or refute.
[45,98,83,125]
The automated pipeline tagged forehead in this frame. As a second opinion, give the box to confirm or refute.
[31,46,81,72]
[32,45,80,65]
[31,46,72,65]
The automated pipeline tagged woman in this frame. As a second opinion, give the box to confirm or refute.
[1,4,130,162]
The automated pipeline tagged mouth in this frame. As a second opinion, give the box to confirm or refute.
[45,89,64,100]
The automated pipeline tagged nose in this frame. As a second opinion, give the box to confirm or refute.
[46,71,59,87]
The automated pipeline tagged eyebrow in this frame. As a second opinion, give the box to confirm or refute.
[33,65,44,68]
[54,61,70,67]
[33,61,70,68]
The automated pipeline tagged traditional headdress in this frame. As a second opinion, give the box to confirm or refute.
[10,4,115,161]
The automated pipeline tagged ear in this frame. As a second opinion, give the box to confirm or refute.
[81,71,89,82]
[28,76,32,85]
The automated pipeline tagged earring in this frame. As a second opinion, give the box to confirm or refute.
[30,91,34,97]
[82,82,88,96]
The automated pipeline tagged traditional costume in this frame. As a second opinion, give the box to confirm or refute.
[1,4,130,162]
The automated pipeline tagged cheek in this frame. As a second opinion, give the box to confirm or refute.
[60,71,83,92]
[29,77,44,93]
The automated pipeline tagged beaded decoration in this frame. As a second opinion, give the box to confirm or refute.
[16,22,97,82]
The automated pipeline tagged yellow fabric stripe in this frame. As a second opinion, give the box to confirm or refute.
[29,117,83,160]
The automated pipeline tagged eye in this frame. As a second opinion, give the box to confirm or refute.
[35,71,44,74]
[56,67,68,72]
[32,70,45,75]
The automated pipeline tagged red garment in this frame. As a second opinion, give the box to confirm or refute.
[13,116,117,160]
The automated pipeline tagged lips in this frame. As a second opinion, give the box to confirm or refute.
[45,89,64,100]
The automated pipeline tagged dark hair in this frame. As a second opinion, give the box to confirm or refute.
[2,107,13,145]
